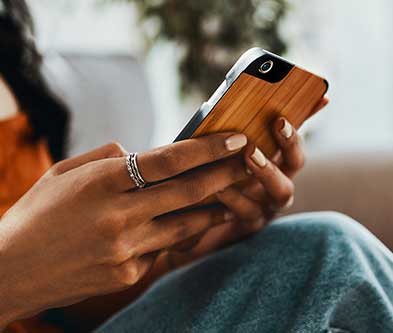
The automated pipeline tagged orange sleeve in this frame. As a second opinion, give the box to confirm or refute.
[0,113,62,333]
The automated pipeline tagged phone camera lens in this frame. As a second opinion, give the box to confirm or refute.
[259,60,273,74]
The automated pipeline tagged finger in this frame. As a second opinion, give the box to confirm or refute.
[169,231,207,252]
[135,156,248,217]
[236,177,265,201]
[104,132,247,191]
[171,217,265,266]
[272,118,305,178]
[245,145,295,210]
[216,186,264,223]
[113,252,158,287]
[307,95,329,119]
[272,96,329,177]
[131,206,235,255]
[236,179,283,220]
[50,142,127,176]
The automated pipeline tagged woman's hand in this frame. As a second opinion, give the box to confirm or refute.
[217,117,304,229]
[168,97,329,263]
[219,96,330,230]
[0,133,249,327]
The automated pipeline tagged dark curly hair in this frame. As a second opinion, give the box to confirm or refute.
[0,0,69,161]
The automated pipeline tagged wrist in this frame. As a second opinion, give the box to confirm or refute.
[0,311,18,331]
[0,257,17,329]
[0,220,28,328]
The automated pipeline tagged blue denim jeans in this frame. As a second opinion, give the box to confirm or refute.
[96,212,393,333]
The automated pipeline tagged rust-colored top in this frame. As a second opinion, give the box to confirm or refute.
[0,113,62,333]
[0,113,52,216]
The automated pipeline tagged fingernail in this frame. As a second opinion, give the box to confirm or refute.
[279,119,293,139]
[283,196,294,210]
[224,211,236,221]
[251,147,267,168]
[225,134,247,151]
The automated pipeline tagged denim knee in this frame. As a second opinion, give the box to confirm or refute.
[238,210,383,269]
[270,211,375,246]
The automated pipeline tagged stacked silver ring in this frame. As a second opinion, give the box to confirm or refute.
[126,153,146,188]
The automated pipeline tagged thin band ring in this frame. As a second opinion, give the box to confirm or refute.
[126,153,146,188]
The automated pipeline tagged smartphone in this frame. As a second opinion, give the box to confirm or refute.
[174,48,328,158]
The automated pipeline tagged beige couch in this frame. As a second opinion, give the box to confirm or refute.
[290,151,393,250]
[44,52,393,251]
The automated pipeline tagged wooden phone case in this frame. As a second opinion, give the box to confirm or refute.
[175,48,328,159]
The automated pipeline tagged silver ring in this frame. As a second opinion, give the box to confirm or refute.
[126,153,146,188]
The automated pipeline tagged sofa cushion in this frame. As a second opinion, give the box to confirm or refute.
[42,53,155,157]
[289,150,393,249]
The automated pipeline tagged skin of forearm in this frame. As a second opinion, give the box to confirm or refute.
[0,224,19,328]
[0,218,34,329]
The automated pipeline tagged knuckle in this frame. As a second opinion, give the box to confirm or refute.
[202,137,221,161]
[276,182,295,206]
[220,190,242,210]
[47,162,63,176]
[173,220,191,241]
[99,171,118,192]
[112,261,140,286]
[75,172,98,193]
[227,159,244,183]
[248,206,264,221]
[106,142,127,157]
[107,240,131,265]
[157,146,181,175]
[267,163,284,182]
[130,197,151,220]
[91,162,122,193]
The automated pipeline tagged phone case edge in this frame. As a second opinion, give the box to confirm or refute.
[174,48,329,142]
[174,48,268,141]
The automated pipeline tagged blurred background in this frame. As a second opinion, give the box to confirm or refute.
[25,0,393,247]
[27,0,393,154]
